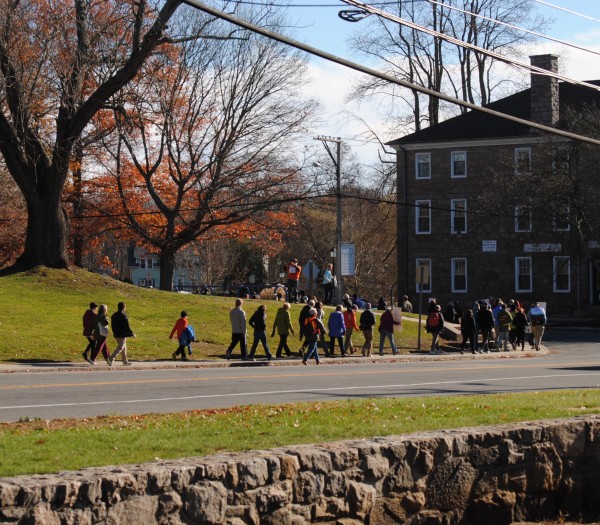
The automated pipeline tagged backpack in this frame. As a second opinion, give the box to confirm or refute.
[304,318,320,337]
[427,312,441,330]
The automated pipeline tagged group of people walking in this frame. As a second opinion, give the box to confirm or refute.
[82,302,135,366]
[455,298,547,354]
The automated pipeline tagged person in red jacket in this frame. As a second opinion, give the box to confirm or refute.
[286,258,302,303]
[169,310,189,361]
[378,307,401,355]
[343,305,359,355]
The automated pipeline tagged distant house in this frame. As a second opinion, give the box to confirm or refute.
[127,244,201,291]
[387,54,600,315]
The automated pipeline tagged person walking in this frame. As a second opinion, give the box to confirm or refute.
[378,306,400,355]
[426,304,445,354]
[476,302,495,353]
[315,301,328,355]
[527,301,547,351]
[512,307,529,351]
[272,302,294,358]
[496,303,514,352]
[169,310,189,361]
[286,258,302,303]
[248,305,272,361]
[226,299,247,360]
[90,304,111,365]
[82,302,98,363]
[322,263,334,305]
[327,305,346,356]
[460,308,477,354]
[401,295,413,313]
[109,302,135,366]
[301,308,327,365]
[343,304,359,354]
[298,299,315,356]
[359,303,376,356]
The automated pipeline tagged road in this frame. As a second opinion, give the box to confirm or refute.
[0,330,598,422]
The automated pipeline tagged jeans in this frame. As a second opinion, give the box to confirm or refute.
[227,333,247,359]
[430,330,441,353]
[378,331,397,354]
[249,330,272,359]
[275,333,292,357]
[497,330,510,351]
[303,339,320,363]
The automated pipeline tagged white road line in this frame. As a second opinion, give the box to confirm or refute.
[1,372,599,411]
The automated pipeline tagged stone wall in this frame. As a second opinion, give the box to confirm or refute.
[1,416,599,525]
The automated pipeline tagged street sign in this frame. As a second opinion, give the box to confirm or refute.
[340,243,355,276]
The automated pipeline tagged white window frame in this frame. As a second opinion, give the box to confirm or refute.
[416,258,432,293]
[415,200,431,234]
[515,257,532,293]
[553,256,571,293]
[515,205,532,232]
[515,147,531,175]
[451,199,467,234]
[451,258,467,293]
[553,205,571,232]
[451,151,467,178]
[415,152,431,180]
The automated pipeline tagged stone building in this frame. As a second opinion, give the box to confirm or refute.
[387,54,600,316]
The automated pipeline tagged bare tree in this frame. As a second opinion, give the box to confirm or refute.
[92,12,318,290]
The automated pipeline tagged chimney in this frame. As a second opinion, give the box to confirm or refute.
[529,54,559,127]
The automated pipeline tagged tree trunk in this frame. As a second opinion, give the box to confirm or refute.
[12,192,70,271]
[159,250,176,292]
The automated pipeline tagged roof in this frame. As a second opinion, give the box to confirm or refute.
[386,80,600,147]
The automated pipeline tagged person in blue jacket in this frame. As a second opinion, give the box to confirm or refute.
[327,305,346,356]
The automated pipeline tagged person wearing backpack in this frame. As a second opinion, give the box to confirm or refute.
[426,304,445,354]
[496,303,513,352]
[359,303,376,357]
[302,308,327,365]
[527,302,547,351]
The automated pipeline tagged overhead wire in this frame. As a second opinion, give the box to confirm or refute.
[180,0,600,147]
[531,0,600,24]
[341,0,600,94]
[425,0,600,58]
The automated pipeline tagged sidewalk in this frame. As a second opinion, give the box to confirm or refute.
[0,346,549,373]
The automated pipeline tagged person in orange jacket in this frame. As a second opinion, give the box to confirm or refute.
[169,310,189,361]
[343,304,359,354]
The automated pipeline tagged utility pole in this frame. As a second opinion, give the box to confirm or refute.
[315,135,343,304]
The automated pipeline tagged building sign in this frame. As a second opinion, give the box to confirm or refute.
[482,240,497,252]
[588,241,600,249]
[523,243,562,253]
[340,243,355,276]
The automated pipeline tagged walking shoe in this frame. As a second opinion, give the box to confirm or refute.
[316,360,320,365]
[302,360,307,365]
[90,360,97,365]
[172,352,177,360]
[379,352,384,356]
[107,358,113,366]
[123,362,132,366]
[226,351,231,360]
[181,356,189,361]
[82,351,89,363]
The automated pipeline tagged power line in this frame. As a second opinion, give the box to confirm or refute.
[341,0,600,94]
[532,0,600,24]
[425,0,600,58]
[181,0,600,147]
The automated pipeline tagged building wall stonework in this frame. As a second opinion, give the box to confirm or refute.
[1,416,599,524]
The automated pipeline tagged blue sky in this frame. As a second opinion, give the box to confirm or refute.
[269,1,600,166]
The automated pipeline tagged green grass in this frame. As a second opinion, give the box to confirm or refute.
[0,268,424,362]
[1,390,598,477]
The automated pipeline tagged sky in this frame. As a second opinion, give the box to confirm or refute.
[263,0,600,168]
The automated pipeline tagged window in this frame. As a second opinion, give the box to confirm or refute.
[451,199,467,234]
[137,257,153,269]
[553,256,571,292]
[416,259,431,293]
[415,200,431,234]
[451,258,467,293]
[515,257,532,292]
[177,278,185,289]
[515,148,531,175]
[451,151,467,178]
[415,153,431,179]
[515,205,532,232]
[553,205,570,232]
[138,258,145,269]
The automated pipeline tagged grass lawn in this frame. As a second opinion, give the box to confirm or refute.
[1,389,598,477]
[0,268,426,362]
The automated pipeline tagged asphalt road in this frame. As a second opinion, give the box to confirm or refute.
[0,329,598,423]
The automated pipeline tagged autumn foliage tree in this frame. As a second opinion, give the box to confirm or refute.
[85,13,317,290]
[0,0,192,273]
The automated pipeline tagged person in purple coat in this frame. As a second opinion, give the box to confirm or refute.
[327,305,346,356]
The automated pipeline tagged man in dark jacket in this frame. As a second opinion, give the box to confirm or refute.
[109,302,135,366]
[476,302,495,353]
[359,303,376,356]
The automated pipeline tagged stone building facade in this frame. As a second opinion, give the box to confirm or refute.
[387,55,600,316]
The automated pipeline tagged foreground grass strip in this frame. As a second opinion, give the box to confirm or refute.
[1,389,599,477]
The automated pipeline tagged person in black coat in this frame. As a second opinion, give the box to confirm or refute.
[248,305,272,360]
[476,302,494,353]
[109,302,135,366]
[460,309,477,354]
